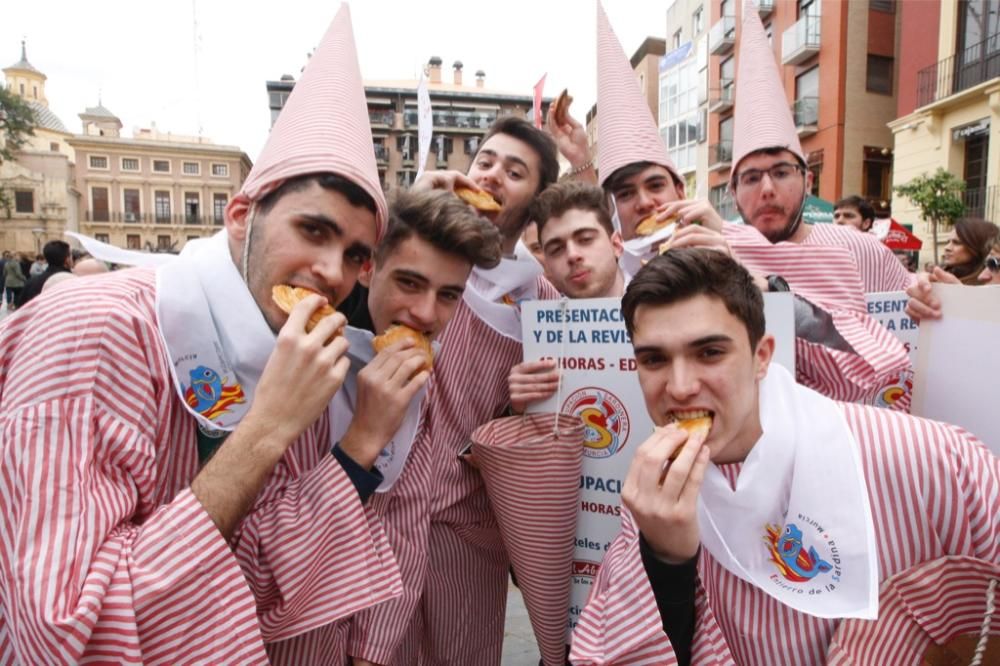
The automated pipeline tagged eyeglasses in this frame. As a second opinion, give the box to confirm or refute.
[734,162,805,189]
[987,256,1000,273]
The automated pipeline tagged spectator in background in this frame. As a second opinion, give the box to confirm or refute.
[18,253,32,281]
[941,218,999,285]
[0,250,9,301]
[833,195,875,232]
[29,253,47,277]
[521,220,545,265]
[15,240,74,308]
[906,225,1000,322]
[3,253,26,310]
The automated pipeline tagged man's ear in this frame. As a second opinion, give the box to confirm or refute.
[358,259,375,288]
[224,195,253,243]
[754,334,775,382]
[611,230,624,259]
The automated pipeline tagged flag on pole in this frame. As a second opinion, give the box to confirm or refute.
[416,72,433,179]
[533,73,547,128]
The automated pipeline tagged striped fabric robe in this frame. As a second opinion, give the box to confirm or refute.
[347,279,559,665]
[0,269,401,664]
[801,222,915,294]
[570,404,1000,665]
[722,223,911,405]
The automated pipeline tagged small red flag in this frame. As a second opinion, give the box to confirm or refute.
[533,73,547,128]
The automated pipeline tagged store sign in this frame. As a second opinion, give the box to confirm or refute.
[952,118,990,141]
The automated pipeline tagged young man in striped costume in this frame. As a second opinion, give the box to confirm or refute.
[548,2,908,407]
[0,7,414,663]
[346,116,562,665]
[570,248,999,666]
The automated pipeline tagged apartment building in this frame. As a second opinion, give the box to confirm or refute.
[890,0,999,260]
[267,58,540,190]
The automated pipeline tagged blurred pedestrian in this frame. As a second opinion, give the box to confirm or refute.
[941,218,998,284]
[15,240,73,308]
[3,253,27,310]
[29,253,46,277]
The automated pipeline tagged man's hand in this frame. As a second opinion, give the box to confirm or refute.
[508,359,560,414]
[545,100,594,183]
[250,295,352,449]
[658,199,727,232]
[192,295,351,538]
[339,339,430,469]
[905,268,956,322]
[621,426,710,563]
[411,169,480,194]
[668,224,734,257]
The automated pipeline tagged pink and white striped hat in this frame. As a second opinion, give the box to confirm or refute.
[240,3,386,238]
[730,0,804,182]
[596,1,681,189]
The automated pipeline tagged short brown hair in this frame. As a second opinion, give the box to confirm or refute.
[622,248,765,348]
[376,189,502,270]
[603,161,684,195]
[530,181,614,240]
[482,116,559,194]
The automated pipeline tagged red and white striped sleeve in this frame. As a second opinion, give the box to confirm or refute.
[570,510,736,666]
[342,406,440,663]
[794,305,910,405]
[0,301,269,663]
[231,446,404,645]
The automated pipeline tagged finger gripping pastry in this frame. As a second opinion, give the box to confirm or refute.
[271,284,340,334]
[455,187,502,212]
[635,214,678,237]
[552,88,573,126]
[372,324,434,372]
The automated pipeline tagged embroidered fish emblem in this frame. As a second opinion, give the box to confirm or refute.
[183,365,246,421]
[764,523,833,583]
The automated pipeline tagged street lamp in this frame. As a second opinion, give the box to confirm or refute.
[31,227,45,254]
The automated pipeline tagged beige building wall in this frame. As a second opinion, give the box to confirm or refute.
[890,85,1000,252]
[0,154,75,254]
[68,136,251,252]
[840,2,899,203]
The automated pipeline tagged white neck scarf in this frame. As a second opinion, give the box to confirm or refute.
[619,222,676,283]
[697,364,878,619]
[155,230,274,433]
[462,248,543,340]
[327,326,435,492]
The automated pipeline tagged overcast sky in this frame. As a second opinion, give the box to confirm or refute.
[4,0,671,161]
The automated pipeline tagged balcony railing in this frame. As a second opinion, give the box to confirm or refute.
[710,191,737,221]
[782,15,821,65]
[963,185,1000,224]
[368,110,395,126]
[792,97,819,136]
[374,144,388,162]
[708,141,733,171]
[709,16,736,56]
[82,211,223,226]
[757,0,774,18]
[708,80,735,113]
[403,110,498,129]
[916,34,1000,108]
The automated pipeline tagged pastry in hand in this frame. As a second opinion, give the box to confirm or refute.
[271,284,341,334]
[455,187,502,212]
[372,324,434,372]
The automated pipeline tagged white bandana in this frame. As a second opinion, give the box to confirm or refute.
[462,250,543,340]
[697,364,879,619]
[155,230,272,433]
[327,326,436,492]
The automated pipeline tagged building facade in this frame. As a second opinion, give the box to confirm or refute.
[267,57,541,191]
[1,42,77,254]
[3,42,251,255]
[68,112,251,252]
[699,0,900,220]
[890,0,999,262]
